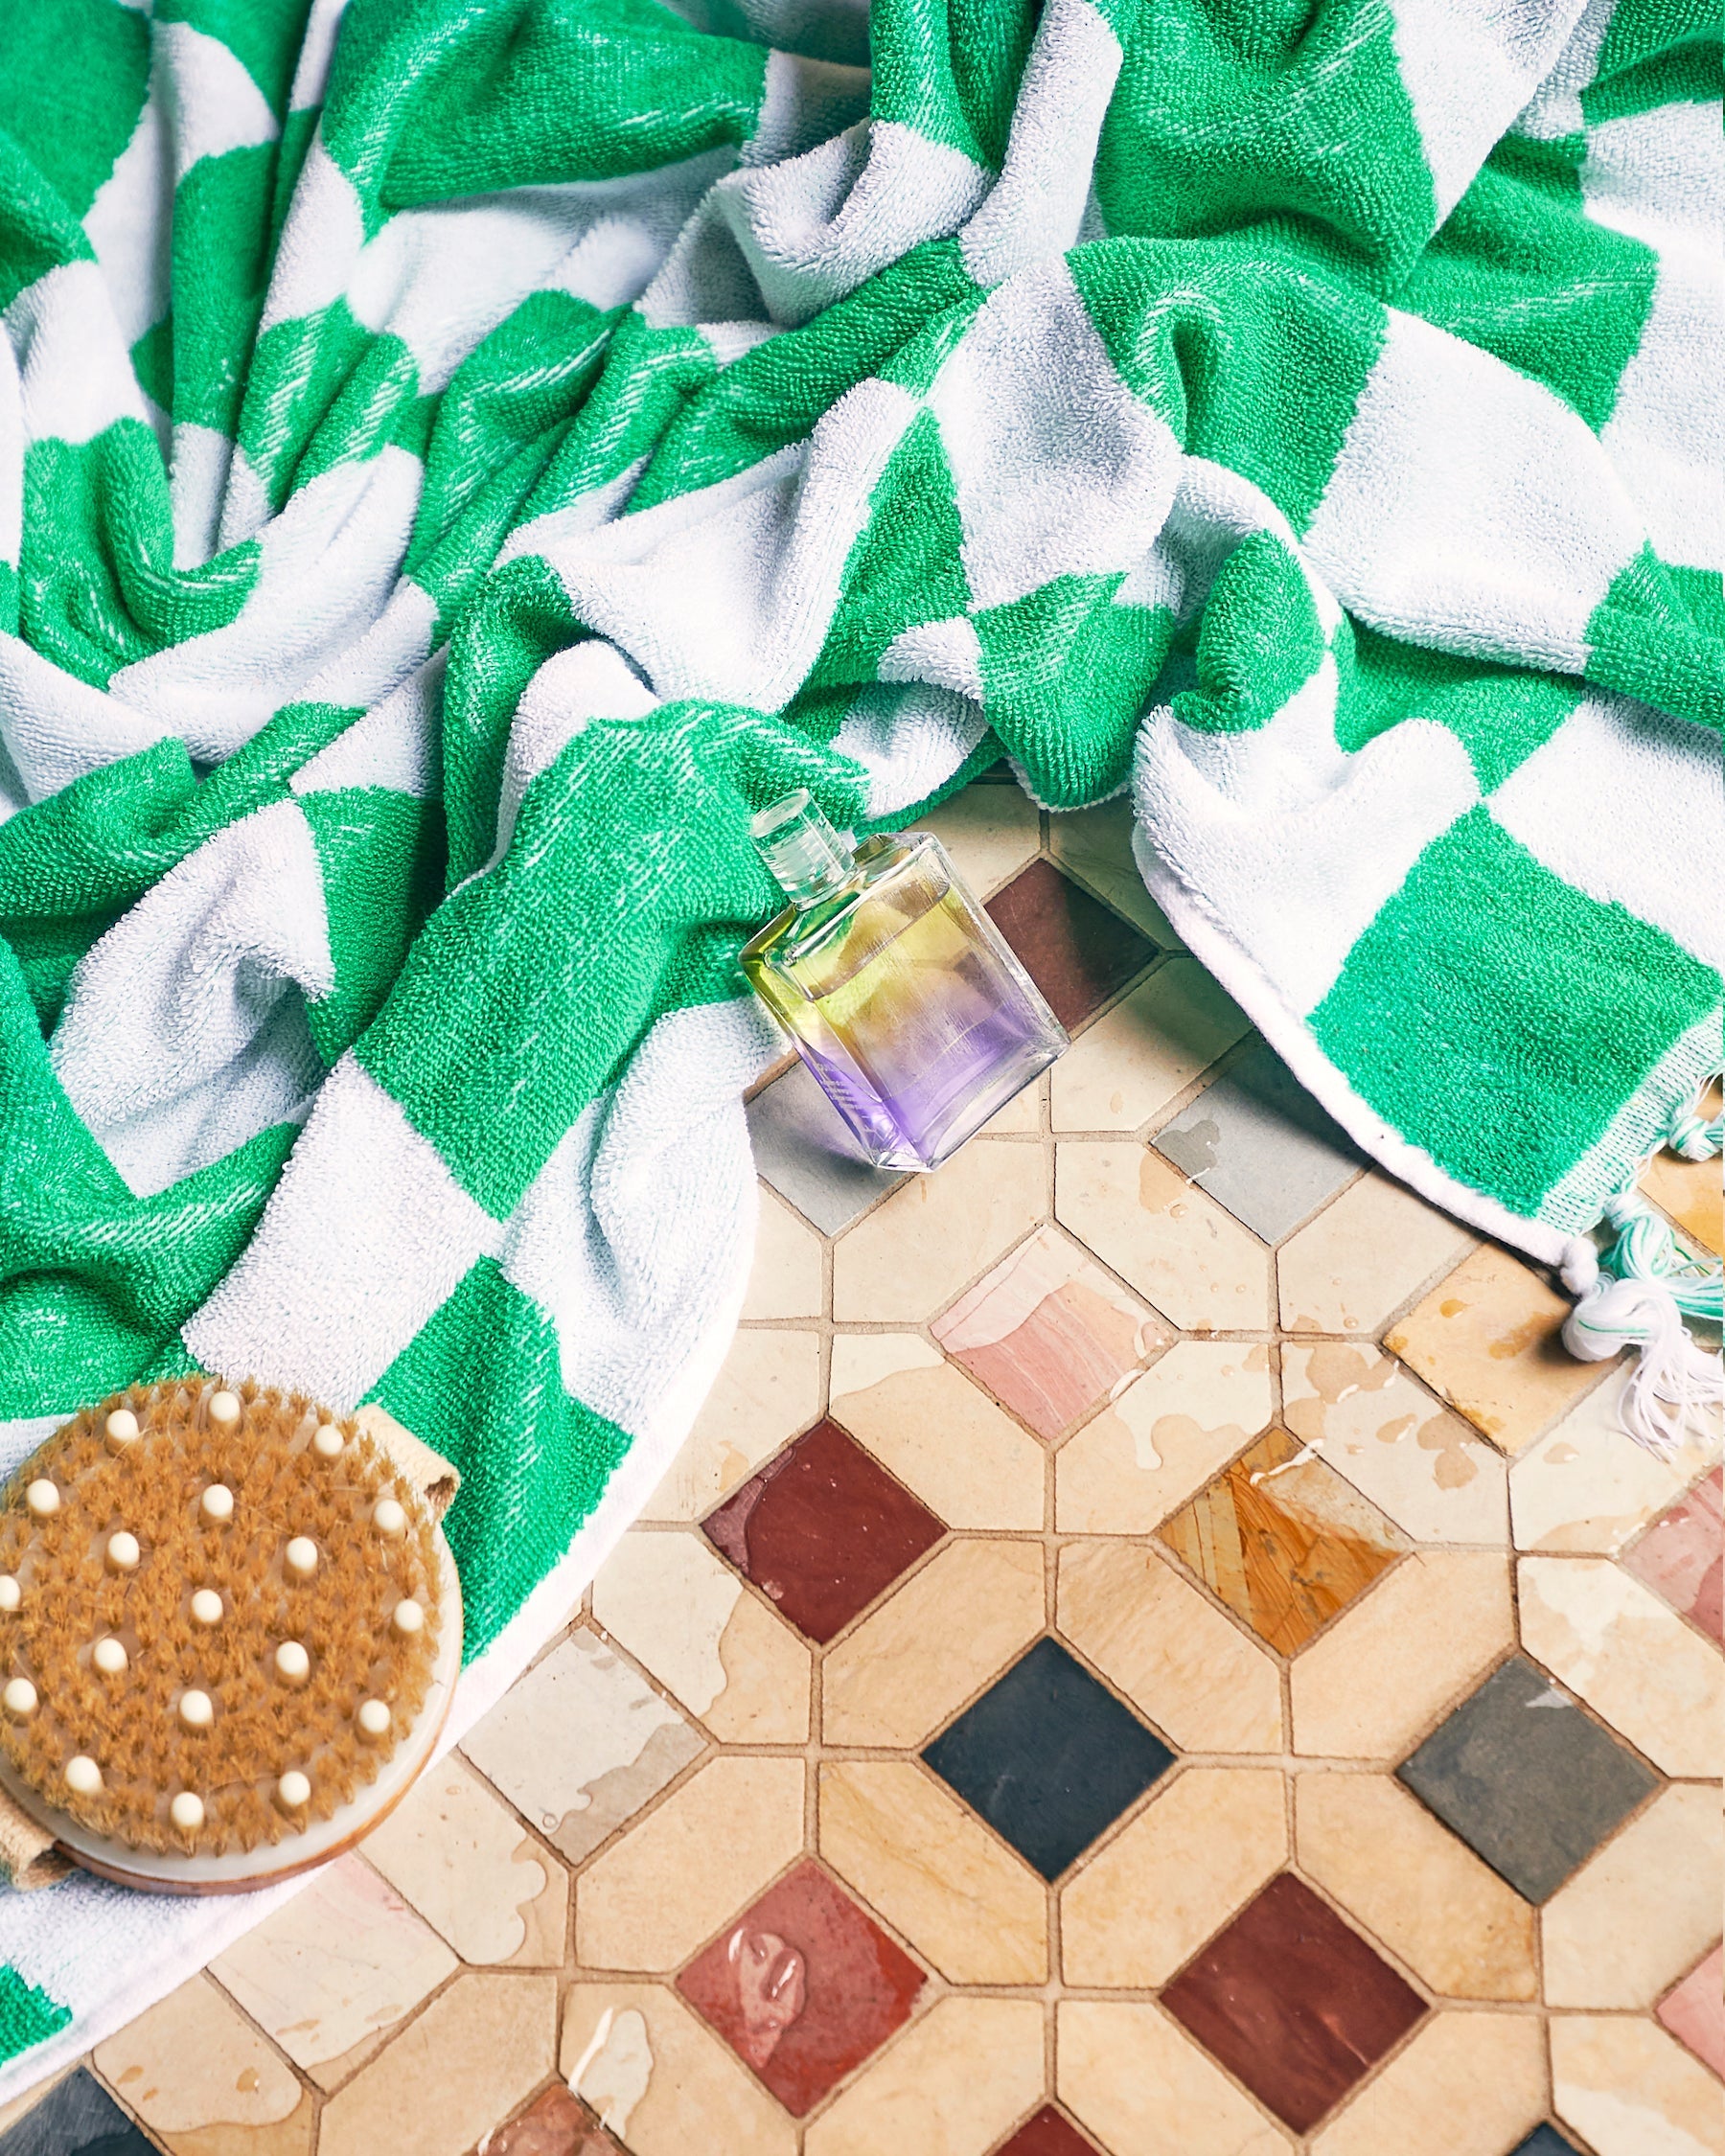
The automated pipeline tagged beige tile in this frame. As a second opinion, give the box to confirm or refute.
[804,1996,1045,2156]
[1552,2013,1725,2156]
[911,781,1041,896]
[823,1537,1046,1746]
[1277,1173,1477,1336]
[741,1186,823,1320]
[829,1333,1046,1531]
[1385,1245,1612,1455]
[561,1981,796,2155]
[1544,1783,1724,2007]
[979,1075,1043,1134]
[1047,795,1181,946]
[463,1627,703,1866]
[1294,1773,1536,2001]
[834,1139,1046,1322]
[1510,1365,1719,1553]
[641,1326,823,1521]
[1062,1767,1286,1987]
[819,1760,1046,1984]
[1281,1342,1506,1546]
[94,1976,308,2148]
[1049,957,1250,1133]
[1519,1555,1725,1777]
[574,1754,804,1971]
[1056,1142,1273,1331]
[1290,1550,1513,1759]
[1055,1340,1274,1536]
[363,1755,566,1967]
[1057,2000,1293,2156]
[210,1855,456,2090]
[592,1529,809,1742]
[1056,1540,1282,1753]
[1311,2011,1543,2156]
[317,1972,556,2156]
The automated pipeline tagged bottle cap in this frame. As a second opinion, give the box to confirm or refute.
[750,791,854,905]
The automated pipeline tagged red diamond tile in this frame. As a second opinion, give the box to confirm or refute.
[985,859,1155,1031]
[994,2103,1106,2155]
[1161,1872,1426,2133]
[1624,1467,1723,1642]
[478,2085,624,2155]
[678,1859,927,2115]
[702,1418,944,1642]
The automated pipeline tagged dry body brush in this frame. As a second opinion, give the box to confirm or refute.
[0,1379,442,1856]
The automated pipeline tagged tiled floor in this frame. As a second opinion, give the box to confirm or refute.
[7,775,1723,2156]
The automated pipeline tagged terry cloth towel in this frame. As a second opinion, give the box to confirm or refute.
[0,0,1720,2093]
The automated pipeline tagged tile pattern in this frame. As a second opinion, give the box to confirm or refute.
[46,770,1724,2156]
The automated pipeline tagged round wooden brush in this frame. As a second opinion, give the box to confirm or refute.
[0,1378,446,1863]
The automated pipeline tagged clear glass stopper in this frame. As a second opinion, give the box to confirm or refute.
[750,790,854,904]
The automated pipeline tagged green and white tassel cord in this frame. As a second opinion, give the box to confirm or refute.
[1562,1081,1725,1456]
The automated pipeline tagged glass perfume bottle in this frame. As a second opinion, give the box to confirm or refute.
[741,791,1068,1172]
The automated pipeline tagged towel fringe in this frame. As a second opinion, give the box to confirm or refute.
[1560,1078,1724,1456]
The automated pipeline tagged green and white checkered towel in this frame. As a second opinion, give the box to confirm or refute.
[0,0,1718,2089]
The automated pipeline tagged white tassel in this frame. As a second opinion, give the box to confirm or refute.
[1559,1166,1724,1456]
[1563,1273,1722,1456]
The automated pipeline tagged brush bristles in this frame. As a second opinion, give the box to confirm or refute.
[0,1380,443,1857]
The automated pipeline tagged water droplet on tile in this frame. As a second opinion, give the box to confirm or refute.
[569,2006,653,2139]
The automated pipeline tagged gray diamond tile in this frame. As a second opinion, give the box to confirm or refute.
[1396,1653,1659,1904]
[747,1058,908,1236]
[0,2068,155,2155]
[1154,1043,1363,1243]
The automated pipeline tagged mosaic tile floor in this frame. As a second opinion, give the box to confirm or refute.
[6,774,1722,2156]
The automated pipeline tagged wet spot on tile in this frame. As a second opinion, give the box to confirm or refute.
[991,2103,1107,2155]
[0,2068,154,2156]
[932,1224,1163,1439]
[748,1059,908,1236]
[702,1418,945,1644]
[1158,1427,1409,1657]
[677,1858,925,2116]
[1659,1945,1725,2078]
[921,1635,1175,1880]
[1394,1653,1658,1904]
[1624,1467,1723,1642]
[461,1627,703,1867]
[1519,1552,1725,1778]
[1153,1044,1363,1244]
[1276,1170,1475,1335]
[986,859,1156,1031]
[1386,1246,1610,1454]
[210,1855,456,2089]
[1160,1871,1426,2134]
[1056,1140,1274,1332]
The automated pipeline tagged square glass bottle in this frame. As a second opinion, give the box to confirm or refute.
[740,790,1068,1172]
